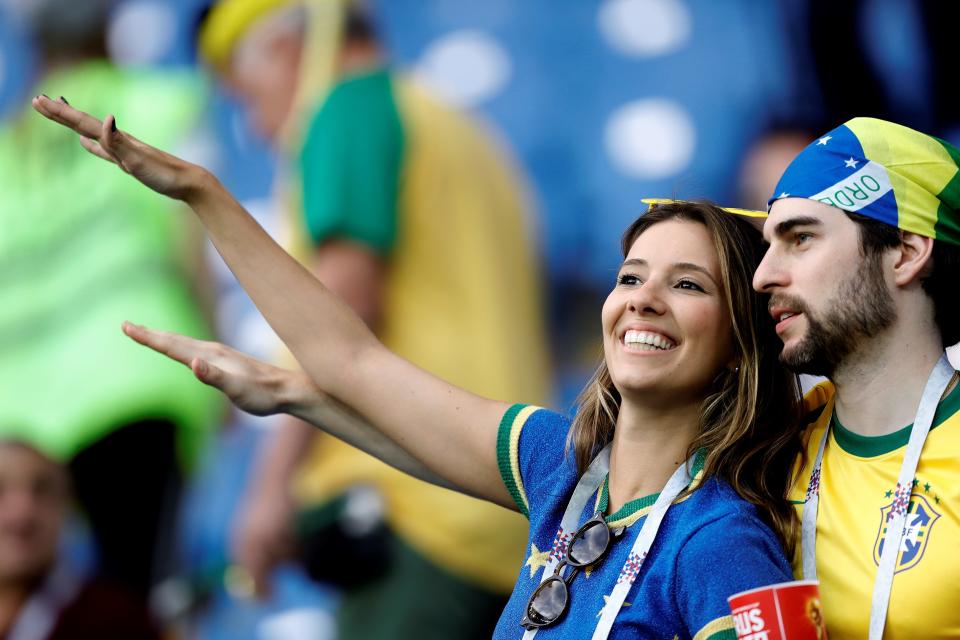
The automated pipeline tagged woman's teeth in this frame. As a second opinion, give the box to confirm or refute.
[623,330,676,351]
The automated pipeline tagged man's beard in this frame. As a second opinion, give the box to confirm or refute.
[774,253,897,377]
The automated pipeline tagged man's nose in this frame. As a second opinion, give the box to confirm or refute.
[753,246,787,293]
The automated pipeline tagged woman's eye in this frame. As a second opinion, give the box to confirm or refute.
[676,279,704,292]
[617,274,641,286]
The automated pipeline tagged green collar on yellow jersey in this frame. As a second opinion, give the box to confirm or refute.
[832,379,960,457]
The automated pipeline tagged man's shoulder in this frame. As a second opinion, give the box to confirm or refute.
[304,68,397,133]
[802,381,835,427]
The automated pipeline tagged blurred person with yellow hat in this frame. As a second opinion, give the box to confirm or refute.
[196,1,551,637]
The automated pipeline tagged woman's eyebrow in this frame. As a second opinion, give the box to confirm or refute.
[672,261,717,285]
[620,258,717,286]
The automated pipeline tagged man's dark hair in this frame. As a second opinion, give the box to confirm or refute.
[847,211,960,346]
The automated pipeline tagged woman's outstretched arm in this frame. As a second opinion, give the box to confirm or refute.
[32,96,513,507]
[122,323,464,493]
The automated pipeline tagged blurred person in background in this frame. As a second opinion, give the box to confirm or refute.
[0,0,222,607]
[0,438,162,640]
[196,0,552,637]
[739,1,960,211]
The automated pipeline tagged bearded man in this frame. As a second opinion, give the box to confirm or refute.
[755,117,960,639]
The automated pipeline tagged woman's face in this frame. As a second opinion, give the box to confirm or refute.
[601,219,735,405]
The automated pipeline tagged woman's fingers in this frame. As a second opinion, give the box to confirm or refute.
[33,95,200,200]
[98,114,128,162]
[122,321,201,368]
[78,136,119,165]
[34,97,131,166]
[31,95,106,139]
[192,357,227,390]
[125,322,290,417]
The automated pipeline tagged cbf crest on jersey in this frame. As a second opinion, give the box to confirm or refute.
[873,484,942,574]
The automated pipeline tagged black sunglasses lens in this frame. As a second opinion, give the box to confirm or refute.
[568,520,610,566]
[527,577,568,625]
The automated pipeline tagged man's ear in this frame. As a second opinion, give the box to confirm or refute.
[893,232,935,287]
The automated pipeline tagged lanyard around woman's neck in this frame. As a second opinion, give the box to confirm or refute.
[522,443,696,640]
[801,353,954,640]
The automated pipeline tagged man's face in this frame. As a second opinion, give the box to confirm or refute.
[753,199,897,376]
[224,29,303,141]
[0,443,69,584]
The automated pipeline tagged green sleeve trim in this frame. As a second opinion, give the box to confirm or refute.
[496,403,536,518]
[703,629,738,640]
[693,615,737,640]
[298,69,403,255]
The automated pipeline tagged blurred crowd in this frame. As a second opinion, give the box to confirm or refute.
[0,0,953,638]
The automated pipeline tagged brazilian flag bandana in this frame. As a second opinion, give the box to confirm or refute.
[769,117,960,246]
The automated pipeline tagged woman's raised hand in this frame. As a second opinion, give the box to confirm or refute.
[122,322,304,417]
[31,95,206,202]
[35,98,508,508]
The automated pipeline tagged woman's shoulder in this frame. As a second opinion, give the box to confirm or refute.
[676,475,773,534]
[671,476,791,574]
[498,404,573,458]
[665,479,794,635]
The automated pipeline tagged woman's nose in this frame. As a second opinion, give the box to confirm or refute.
[627,281,666,315]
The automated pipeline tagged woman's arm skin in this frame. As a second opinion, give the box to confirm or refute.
[122,323,458,491]
[32,97,512,507]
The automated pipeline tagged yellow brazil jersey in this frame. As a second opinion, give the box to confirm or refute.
[289,74,552,595]
[789,381,960,639]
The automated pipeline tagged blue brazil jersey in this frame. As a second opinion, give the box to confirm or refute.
[494,405,793,639]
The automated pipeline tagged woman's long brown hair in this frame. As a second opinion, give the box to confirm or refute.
[568,201,805,557]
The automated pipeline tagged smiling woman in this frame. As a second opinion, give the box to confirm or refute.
[572,203,806,560]
[31,94,805,639]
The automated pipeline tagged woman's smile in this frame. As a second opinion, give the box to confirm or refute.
[620,327,678,353]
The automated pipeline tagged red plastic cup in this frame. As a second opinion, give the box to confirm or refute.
[727,580,827,640]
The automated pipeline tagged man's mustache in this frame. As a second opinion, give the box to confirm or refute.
[768,294,810,318]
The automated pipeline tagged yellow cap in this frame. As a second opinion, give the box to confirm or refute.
[198,0,298,68]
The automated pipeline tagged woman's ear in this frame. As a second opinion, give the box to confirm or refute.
[893,232,935,287]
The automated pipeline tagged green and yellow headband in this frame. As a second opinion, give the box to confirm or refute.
[642,198,766,222]
[198,0,299,68]
[769,117,960,245]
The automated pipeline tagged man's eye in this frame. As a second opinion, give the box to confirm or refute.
[796,232,813,244]
[617,274,641,286]
[676,279,704,292]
